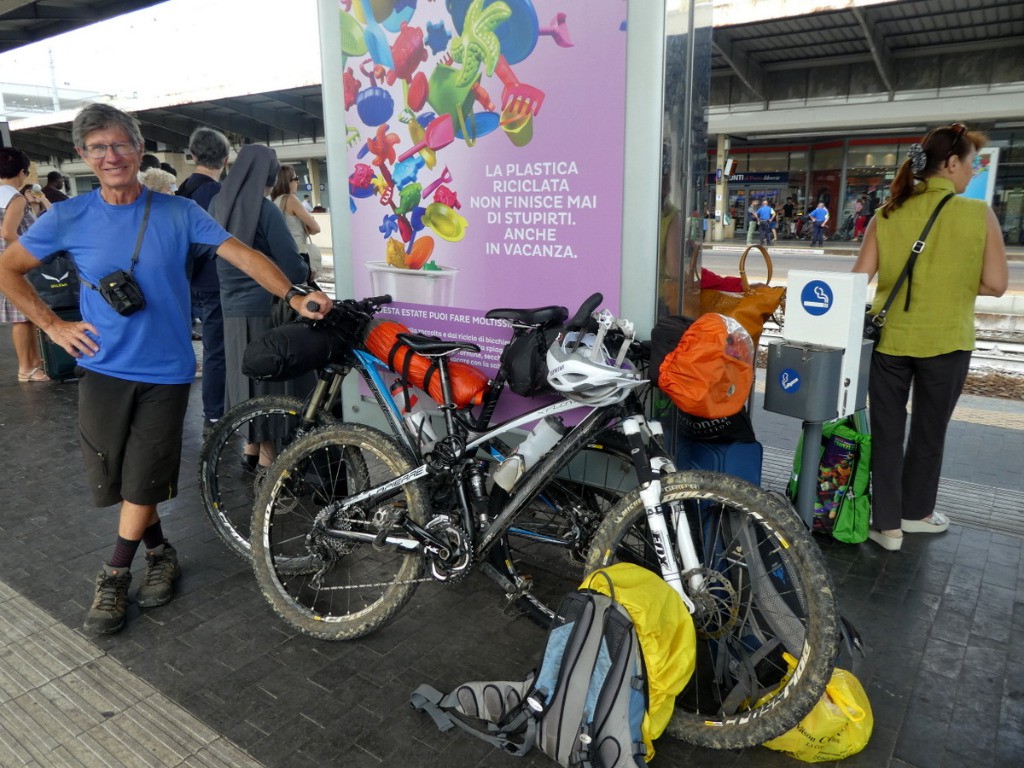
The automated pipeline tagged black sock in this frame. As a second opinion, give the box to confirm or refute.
[109,536,141,569]
[141,521,166,550]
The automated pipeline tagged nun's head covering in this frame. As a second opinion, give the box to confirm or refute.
[211,144,280,247]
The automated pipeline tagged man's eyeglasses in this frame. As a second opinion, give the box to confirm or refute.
[80,142,138,159]
[946,123,966,161]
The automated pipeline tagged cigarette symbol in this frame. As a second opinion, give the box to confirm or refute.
[804,285,830,309]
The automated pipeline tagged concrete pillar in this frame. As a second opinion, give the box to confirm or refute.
[307,159,321,207]
[713,134,730,241]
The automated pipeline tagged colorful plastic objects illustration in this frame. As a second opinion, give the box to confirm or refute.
[406,119,437,168]
[382,0,415,33]
[398,114,455,162]
[431,185,461,209]
[407,71,429,111]
[423,202,468,241]
[341,11,369,57]
[359,0,395,68]
[449,0,511,88]
[454,111,499,142]
[424,21,452,55]
[421,166,453,199]
[494,54,545,115]
[540,12,572,47]
[386,236,408,267]
[405,235,435,269]
[349,163,377,197]
[395,182,423,215]
[343,68,362,110]
[356,61,395,126]
[449,0,539,65]
[387,22,428,85]
[379,214,400,237]
[365,123,401,167]
[392,153,425,187]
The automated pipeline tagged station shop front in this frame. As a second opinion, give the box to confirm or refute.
[710,130,1024,244]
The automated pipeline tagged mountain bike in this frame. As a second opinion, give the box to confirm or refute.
[198,296,636,589]
[248,294,840,748]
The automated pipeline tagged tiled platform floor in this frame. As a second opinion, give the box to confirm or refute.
[0,334,1021,767]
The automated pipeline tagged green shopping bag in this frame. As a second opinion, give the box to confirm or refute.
[788,418,871,544]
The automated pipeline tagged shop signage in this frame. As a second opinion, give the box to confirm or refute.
[708,172,789,184]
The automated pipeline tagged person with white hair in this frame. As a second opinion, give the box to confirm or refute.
[0,104,332,635]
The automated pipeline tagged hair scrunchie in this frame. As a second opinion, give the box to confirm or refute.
[907,143,927,175]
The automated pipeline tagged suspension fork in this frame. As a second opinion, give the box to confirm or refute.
[620,414,703,613]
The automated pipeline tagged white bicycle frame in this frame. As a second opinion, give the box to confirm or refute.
[620,414,703,614]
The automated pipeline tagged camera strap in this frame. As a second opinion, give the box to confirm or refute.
[80,189,154,291]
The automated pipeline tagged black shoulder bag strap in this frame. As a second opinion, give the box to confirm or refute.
[873,192,954,328]
[80,189,153,291]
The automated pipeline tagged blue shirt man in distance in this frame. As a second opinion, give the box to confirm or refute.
[756,200,776,247]
[808,202,830,247]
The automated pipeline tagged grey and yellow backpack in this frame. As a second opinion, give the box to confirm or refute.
[411,563,695,766]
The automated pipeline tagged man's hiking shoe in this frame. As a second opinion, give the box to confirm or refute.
[83,565,132,635]
[136,544,181,608]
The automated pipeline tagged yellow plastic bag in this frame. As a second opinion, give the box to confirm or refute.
[762,656,873,763]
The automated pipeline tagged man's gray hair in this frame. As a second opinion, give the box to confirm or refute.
[189,127,231,169]
[72,103,144,150]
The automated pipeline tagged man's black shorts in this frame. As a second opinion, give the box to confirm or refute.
[77,369,191,507]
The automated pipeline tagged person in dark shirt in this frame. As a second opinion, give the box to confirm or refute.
[177,127,231,432]
[42,171,69,204]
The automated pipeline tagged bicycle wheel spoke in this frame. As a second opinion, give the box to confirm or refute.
[587,470,839,750]
[199,395,336,561]
[496,437,637,624]
[252,423,427,640]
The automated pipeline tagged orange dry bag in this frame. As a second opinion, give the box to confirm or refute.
[363,320,490,408]
[657,313,754,420]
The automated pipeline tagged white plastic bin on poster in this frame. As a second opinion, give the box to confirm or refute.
[365,262,458,307]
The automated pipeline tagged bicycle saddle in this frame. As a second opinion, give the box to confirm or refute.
[396,333,480,356]
[485,305,568,327]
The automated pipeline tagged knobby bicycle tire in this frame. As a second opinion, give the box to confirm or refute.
[586,470,839,750]
[198,395,338,561]
[489,430,636,625]
[251,423,428,641]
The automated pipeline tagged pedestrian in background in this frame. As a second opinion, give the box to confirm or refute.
[211,144,314,472]
[42,171,69,204]
[177,127,231,433]
[853,123,1008,552]
[756,198,775,246]
[808,202,829,246]
[0,148,49,382]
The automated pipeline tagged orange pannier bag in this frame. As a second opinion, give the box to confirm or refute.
[363,320,490,408]
[657,313,753,420]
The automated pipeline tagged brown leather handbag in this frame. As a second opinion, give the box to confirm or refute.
[699,245,786,346]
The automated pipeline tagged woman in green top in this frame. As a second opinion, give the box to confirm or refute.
[853,124,1008,552]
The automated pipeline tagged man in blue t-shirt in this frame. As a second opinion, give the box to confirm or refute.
[176,126,230,433]
[756,199,776,247]
[0,104,332,636]
[808,202,830,247]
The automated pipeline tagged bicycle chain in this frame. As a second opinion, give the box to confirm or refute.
[301,513,465,591]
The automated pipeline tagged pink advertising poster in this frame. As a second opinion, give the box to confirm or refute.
[340,0,628,374]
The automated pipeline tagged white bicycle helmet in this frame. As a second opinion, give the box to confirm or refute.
[546,330,645,406]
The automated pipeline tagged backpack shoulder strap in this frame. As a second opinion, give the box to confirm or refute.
[410,684,538,756]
